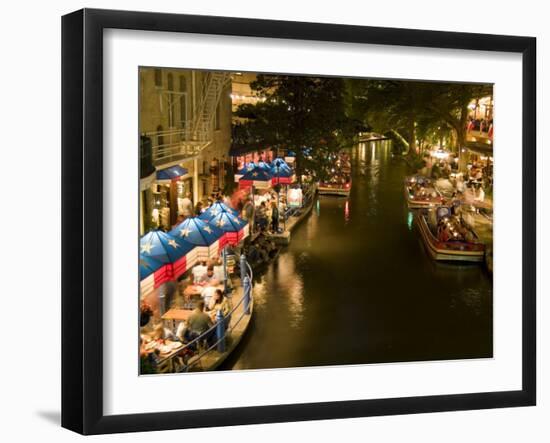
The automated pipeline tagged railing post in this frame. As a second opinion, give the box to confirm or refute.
[240,254,247,282]
[216,309,226,353]
[243,275,251,315]
[223,247,229,294]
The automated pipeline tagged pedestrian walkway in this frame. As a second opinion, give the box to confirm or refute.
[265,190,316,245]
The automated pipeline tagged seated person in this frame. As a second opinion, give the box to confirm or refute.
[201,285,218,309]
[439,225,451,242]
[458,225,475,243]
[197,266,221,286]
[192,261,208,283]
[144,323,174,342]
[208,289,232,321]
[185,300,214,344]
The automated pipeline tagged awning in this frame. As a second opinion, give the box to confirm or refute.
[156,165,188,181]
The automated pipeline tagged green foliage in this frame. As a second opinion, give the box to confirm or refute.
[347,79,492,151]
[233,74,355,180]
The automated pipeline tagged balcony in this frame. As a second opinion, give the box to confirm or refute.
[143,125,213,168]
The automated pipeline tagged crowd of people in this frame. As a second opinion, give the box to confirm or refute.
[176,190,234,225]
[410,180,440,200]
[238,190,283,235]
[434,216,477,244]
[243,233,279,267]
[177,185,288,237]
[139,255,235,373]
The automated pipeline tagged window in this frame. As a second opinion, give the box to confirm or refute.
[167,73,174,91]
[154,69,162,87]
[157,125,164,146]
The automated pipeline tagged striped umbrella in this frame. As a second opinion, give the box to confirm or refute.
[257,161,272,172]
[169,216,227,261]
[239,168,273,190]
[199,201,239,221]
[271,162,295,185]
[140,230,195,280]
[234,162,258,182]
[207,210,249,246]
[139,254,166,298]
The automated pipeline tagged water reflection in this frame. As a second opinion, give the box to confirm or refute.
[222,141,492,371]
[344,200,350,223]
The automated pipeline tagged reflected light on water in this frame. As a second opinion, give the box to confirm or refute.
[344,200,350,223]
[407,211,414,230]
[359,143,366,162]
[273,253,304,327]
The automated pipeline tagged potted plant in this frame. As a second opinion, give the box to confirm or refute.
[140,301,153,327]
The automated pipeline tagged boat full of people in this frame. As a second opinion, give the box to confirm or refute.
[414,206,485,262]
[404,175,444,209]
[318,151,352,196]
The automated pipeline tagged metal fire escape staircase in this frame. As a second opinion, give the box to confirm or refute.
[150,72,231,167]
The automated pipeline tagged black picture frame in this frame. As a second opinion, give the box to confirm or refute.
[62,8,536,435]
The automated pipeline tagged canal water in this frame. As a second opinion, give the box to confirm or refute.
[222,141,493,371]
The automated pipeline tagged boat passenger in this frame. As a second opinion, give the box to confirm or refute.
[439,225,452,242]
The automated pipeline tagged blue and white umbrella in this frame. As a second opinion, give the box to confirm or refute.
[207,211,249,246]
[169,216,226,261]
[239,167,273,190]
[139,229,194,279]
[199,201,239,221]
[234,162,258,182]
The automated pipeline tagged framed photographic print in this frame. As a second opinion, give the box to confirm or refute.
[61,8,536,435]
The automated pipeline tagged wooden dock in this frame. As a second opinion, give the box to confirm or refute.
[265,194,316,245]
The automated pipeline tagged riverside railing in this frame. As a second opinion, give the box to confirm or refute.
[165,255,253,372]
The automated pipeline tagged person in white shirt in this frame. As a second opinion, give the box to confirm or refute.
[192,261,207,283]
[178,192,194,218]
[201,285,218,309]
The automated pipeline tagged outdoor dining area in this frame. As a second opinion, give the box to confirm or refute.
[139,200,252,373]
[232,157,309,231]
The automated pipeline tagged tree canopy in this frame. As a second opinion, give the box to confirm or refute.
[346,79,492,154]
[232,74,492,176]
[233,74,356,181]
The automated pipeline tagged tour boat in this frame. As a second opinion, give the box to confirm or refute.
[414,209,485,262]
[318,178,352,196]
[404,175,444,209]
[318,152,352,196]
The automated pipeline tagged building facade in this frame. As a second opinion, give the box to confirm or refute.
[139,68,233,235]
